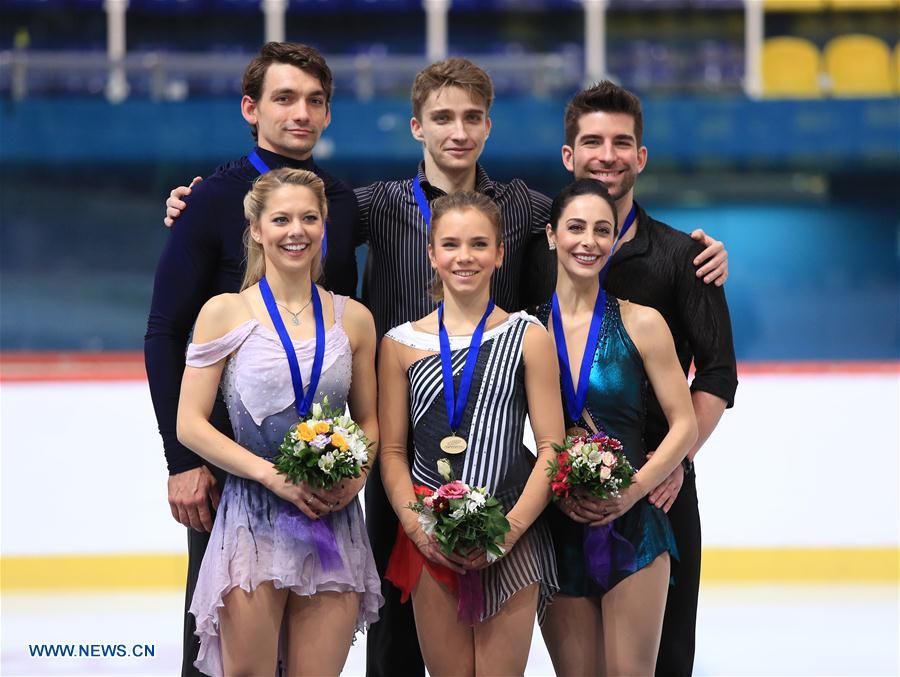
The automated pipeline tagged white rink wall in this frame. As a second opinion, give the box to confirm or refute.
[1,371,898,556]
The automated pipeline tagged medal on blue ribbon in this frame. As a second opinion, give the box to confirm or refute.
[249,149,329,262]
[437,299,495,454]
[550,203,637,437]
[551,289,605,439]
[258,276,325,418]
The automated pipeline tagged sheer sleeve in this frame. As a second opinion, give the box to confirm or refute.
[186,320,256,368]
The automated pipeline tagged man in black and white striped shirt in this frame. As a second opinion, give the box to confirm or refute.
[355,59,551,340]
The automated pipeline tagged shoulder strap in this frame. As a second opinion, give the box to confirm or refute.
[332,292,348,323]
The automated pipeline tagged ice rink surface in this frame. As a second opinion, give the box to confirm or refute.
[3,582,897,676]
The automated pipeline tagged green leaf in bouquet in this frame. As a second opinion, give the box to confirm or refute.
[486,542,504,558]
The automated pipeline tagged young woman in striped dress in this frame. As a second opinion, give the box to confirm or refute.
[377,191,564,676]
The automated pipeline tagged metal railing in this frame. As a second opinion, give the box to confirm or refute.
[0,49,583,101]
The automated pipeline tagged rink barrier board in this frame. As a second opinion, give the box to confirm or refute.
[1,548,897,590]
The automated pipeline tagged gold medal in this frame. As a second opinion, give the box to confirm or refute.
[440,435,468,454]
[566,426,589,440]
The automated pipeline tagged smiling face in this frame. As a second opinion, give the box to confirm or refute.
[561,111,647,203]
[241,63,331,161]
[250,184,325,276]
[548,193,617,283]
[411,86,491,176]
[428,206,504,300]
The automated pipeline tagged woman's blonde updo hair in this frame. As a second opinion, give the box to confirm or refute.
[428,191,503,301]
[241,167,328,291]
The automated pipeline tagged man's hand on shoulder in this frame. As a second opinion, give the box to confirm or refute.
[690,229,728,286]
[163,176,203,227]
[167,465,220,532]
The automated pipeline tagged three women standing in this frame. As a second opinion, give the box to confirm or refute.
[176,173,695,676]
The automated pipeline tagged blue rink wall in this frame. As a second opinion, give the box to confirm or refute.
[0,95,898,357]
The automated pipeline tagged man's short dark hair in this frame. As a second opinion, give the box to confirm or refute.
[241,42,334,139]
[564,81,644,148]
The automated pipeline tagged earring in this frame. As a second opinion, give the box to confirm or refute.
[548,243,556,251]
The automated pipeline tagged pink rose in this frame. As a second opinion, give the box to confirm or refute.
[437,480,469,500]
[423,496,434,508]
[601,451,616,467]
[599,466,612,480]
[572,441,585,455]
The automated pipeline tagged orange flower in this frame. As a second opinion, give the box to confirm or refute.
[297,423,315,442]
[314,421,331,435]
[330,432,349,451]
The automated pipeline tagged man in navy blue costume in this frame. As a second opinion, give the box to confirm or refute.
[143,42,358,677]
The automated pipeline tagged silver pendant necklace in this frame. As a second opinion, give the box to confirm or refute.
[275,298,312,326]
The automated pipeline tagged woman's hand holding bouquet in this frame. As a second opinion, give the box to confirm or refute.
[406,459,511,625]
[268,397,371,519]
[408,458,510,569]
[264,397,372,572]
[547,430,638,589]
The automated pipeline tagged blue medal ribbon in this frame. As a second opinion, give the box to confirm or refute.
[259,276,325,418]
[249,149,329,261]
[613,203,638,254]
[412,174,432,232]
[438,299,495,434]
[550,203,637,425]
[551,288,605,425]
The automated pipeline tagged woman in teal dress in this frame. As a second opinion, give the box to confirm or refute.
[537,179,697,677]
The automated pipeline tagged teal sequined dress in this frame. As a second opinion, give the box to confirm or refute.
[536,296,678,595]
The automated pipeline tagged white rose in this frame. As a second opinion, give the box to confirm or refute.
[450,508,466,520]
[436,458,453,482]
[311,402,323,419]
[317,452,335,472]
[418,510,437,535]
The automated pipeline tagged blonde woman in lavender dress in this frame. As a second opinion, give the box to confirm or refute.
[176,168,382,676]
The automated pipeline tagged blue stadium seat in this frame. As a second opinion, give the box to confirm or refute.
[3,0,67,8]
[610,0,688,9]
[66,0,106,9]
[129,0,210,14]
[691,39,743,91]
[689,0,743,7]
[288,0,339,14]
[346,0,415,12]
[210,0,261,13]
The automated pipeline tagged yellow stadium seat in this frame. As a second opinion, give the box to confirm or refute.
[829,0,898,9]
[824,34,893,96]
[895,43,900,92]
[763,0,826,10]
[762,37,823,98]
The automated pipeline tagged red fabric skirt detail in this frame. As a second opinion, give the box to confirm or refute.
[385,524,458,603]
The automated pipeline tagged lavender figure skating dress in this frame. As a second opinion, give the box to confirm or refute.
[185,293,382,677]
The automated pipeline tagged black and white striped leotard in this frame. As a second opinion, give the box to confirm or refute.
[385,311,559,622]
